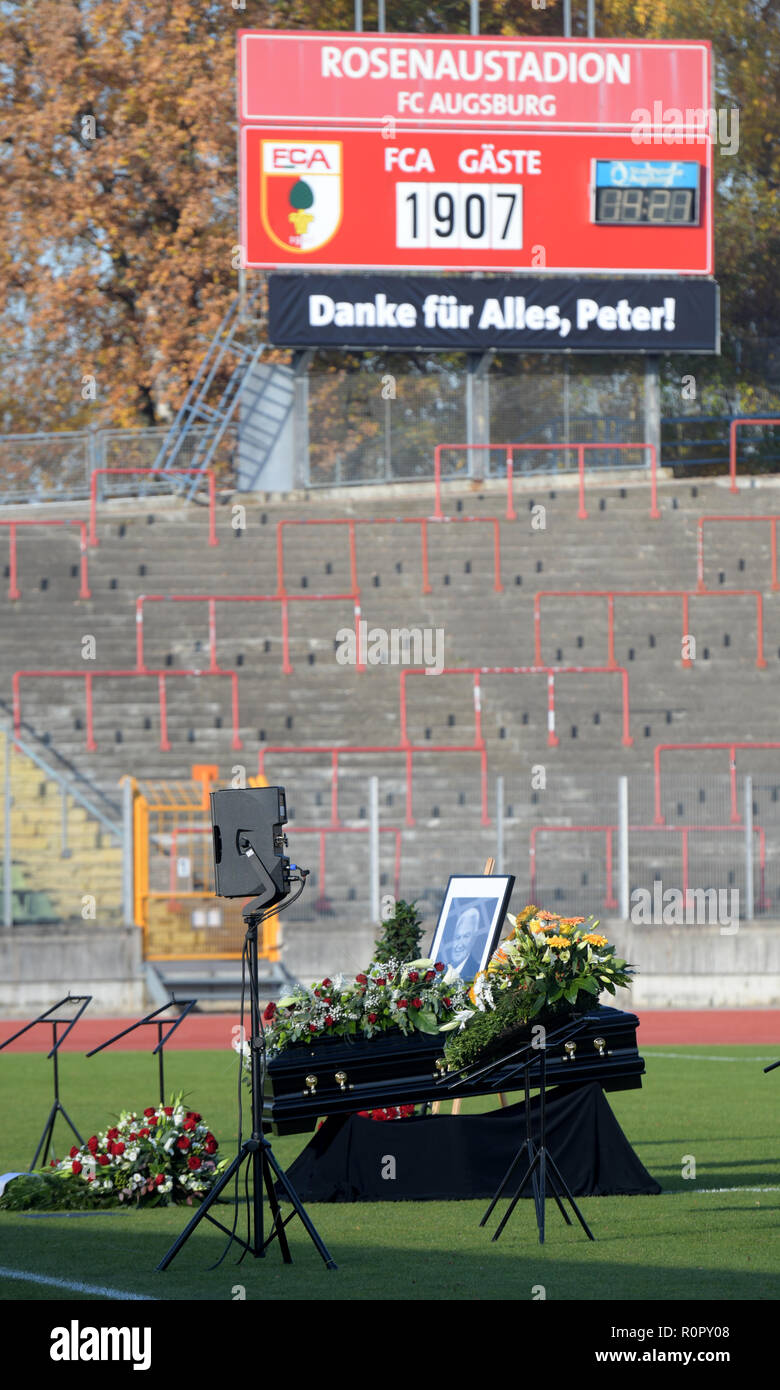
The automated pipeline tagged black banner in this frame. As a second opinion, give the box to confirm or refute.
[268,274,719,353]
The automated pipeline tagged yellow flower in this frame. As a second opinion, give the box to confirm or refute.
[546,935,570,948]
[583,933,608,947]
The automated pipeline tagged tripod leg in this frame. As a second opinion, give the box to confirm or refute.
[260,1152,292,1264]
[58,1103,85,1148]
[544,1160,573,1227]
[30,1103,58,1172]
[480,1140,533,1227]
[538,1146,547,1245]
[263,1146,338,1271]
[492,1149,541,1242]
[157,1144,252,1271]
[545,1152,595,1241]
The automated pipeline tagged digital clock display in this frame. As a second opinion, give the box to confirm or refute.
[593,161,700,226]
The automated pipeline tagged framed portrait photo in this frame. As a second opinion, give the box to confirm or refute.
[429,875,516,983]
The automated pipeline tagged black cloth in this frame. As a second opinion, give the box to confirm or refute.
[279,1083,661,1202]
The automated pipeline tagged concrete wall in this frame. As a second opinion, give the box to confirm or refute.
[604,918,780,1009]
[0,924,146,1016]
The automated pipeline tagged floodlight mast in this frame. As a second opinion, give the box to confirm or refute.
[157,787,335,1273]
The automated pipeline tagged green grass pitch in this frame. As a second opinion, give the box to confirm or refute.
[0,1046,777,1302]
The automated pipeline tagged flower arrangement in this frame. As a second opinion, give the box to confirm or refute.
[0,1096,223,1212]
[442,905,635,1072]
[252,958,471,1058]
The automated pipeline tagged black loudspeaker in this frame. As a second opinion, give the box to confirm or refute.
[210,786,290,909]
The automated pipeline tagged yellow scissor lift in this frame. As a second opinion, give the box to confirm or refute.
[127,765,296,1000]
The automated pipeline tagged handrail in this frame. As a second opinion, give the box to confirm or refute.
[0,519,90,601]
[696,515,780,592]
[89,468,218,547]
[432,441,659,520]
[653,740,780,825]
[729,418,780,492]
[534,587,766,670]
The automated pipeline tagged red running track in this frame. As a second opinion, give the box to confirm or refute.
[0,1011,778,1051]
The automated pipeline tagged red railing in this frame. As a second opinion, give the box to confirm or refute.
[433,441,659,521]
[258,743,488,829]
[729,418,780,493]
[166,823,402,903]
[534,588,766,670]
[0,519,90,600]
[696,515,780,592]
[653,740,780,825]
[399,664,633,750]
[277,515,504,596]
[89,468,218,547]
[13,668,243,752]
[530,822,768,912]
[136,593,362,677]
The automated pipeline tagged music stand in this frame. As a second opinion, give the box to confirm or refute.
[0,994,91,1170]
[86,998,198,1106]
[441,1015,596,1245]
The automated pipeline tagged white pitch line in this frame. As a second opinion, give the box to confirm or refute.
[666,1187,780,1195]
[645,1052,778,1062]
[0,1266,155,1300]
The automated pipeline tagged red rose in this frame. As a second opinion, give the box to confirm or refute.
[86,1175,94,1183]
[183,1118,196,1131]
[356,973,368,985]
[204,1138,218,1154]
[188,1155,202,1171]
[163,1107,173,1117]
[408,971,419,983]
[97,1154,110,1166]
[386,1107,399,1119]
[425,971,435,982]
[314,989,321,998]
[324,1015,334,1027]
[396,998,408,1010]
[263,1002,276,1021]
[138,1127,150,1139]
[371,1109,388,1121]
[155,1173,165,1186]
[411,996,423,1008]
[72,1160,83,1175]
[308,1023,317,1033]
[443,997,452,1007]
[375,977,386,986]
[107,1127,119,1141]
[129,1132,137,1142]
[368,1012,378,1024]
[69,1146,79,1159]
[400,1105,415,1118]
[322,978,332,987]
[176,1137,191,1151]
[148,1117,157,1126]
[87,1136,99,1154]
[143,1107,156,1118]
[109,1141,126,1157]
[49,1159,56,1167]
[435,962,445,972]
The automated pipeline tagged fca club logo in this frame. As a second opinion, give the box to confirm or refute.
[260,141,343,254]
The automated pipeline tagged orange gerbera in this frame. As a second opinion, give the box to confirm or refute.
[546,935,570,948]
[583,933,608,948]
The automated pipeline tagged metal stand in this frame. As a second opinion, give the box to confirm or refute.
[0,994,91,1170]
[157,913,336,1272]
[443,1015,596,1246]
[86,998,198,1106]
[479,1046,595,1245]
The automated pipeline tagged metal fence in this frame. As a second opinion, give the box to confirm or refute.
[0,426,237,506]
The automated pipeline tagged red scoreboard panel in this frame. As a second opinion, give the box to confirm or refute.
[237,32,713,276]
[241,127,712,275]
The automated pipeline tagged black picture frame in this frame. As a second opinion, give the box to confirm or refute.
[429,875,516,982]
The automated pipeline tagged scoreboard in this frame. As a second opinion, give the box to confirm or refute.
[238,32,713,277]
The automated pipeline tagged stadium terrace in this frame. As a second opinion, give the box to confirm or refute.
[320,46,632,86]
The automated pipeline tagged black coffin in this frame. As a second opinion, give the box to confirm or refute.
[263,1005,644,1135]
